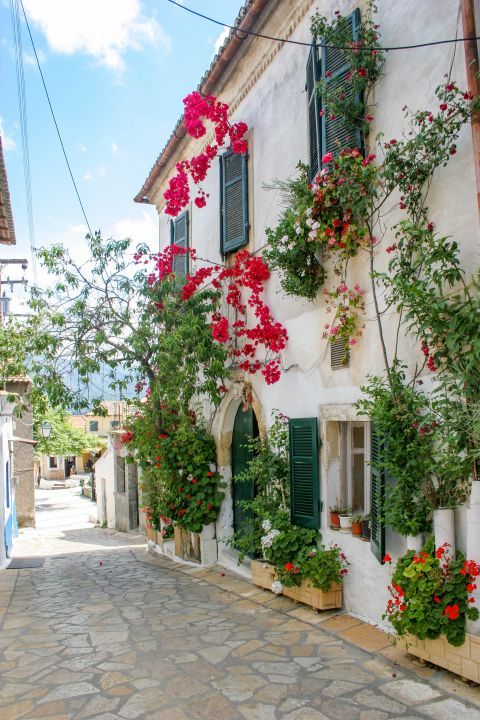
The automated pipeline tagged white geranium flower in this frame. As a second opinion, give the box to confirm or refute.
[271,580,284,594]
[295,226,302,235]
[260,528,280,548]
[261,519,272,532]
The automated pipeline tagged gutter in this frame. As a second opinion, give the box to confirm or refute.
[461,0,480,215]
[134,0,270,205]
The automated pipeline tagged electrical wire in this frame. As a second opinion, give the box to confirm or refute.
[10,0,37,285]
[19,0,93,237]
[166,0,480,51]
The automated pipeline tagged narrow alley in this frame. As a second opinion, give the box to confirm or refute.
[0,489,479,719]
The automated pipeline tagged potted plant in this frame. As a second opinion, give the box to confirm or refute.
[330,504,342,529]
[361,514,371,541]
[384,541,480,653]
[351,514,362,536]
[339,507,352,531]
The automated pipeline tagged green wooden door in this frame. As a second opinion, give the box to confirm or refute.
[232,405,258,535]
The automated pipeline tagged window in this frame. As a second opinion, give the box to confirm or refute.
[89,421,99,432]
[116,454,126,494]
[341,422,370,513]
[49,456,58,469]
[307,8,363,177]
[289,417,320,529]
[331,338,349,369]
[110,420,120,429]
[170,210,189,280]
[220,149,249,254]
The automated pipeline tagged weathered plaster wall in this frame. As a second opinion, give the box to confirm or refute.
[147,0,480,628]
[7,381,34,527]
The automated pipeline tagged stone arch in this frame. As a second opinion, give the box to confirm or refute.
[213,381,265,573]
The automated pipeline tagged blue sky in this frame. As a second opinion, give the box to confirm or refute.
[1,0,241,302]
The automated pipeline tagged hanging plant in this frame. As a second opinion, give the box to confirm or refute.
[264,152,376,302]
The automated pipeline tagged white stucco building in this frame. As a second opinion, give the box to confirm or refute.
[134,0,480,630]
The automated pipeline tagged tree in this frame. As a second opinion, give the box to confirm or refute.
[34,405,106,457]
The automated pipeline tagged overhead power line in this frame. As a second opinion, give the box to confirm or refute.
[10,0,37,285]
[19,0,93,237]
[165,0,480,51]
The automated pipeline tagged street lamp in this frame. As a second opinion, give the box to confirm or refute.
[40,421,52,438]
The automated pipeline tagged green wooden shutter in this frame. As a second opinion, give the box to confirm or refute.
[321,8,363,158]
[289,417,320,529]
[370,424,386,563]
[171,210,189,279]
[220,150,248,254]
[306,42,322,179]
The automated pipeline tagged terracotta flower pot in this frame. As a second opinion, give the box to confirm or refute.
[351,521,362,536]
[330,511,340,529]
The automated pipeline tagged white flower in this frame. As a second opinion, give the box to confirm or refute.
[261,519,272,532]
[312,221,320,230]
[271,580,284,594]
[280,235,289,244]
[295,226,302,235]
[260,528,280,548]
[306,207,312,216]
[209,463,216,473]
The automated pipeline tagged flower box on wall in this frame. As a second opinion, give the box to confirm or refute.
[251,560,342,611]
[403,632,480,683]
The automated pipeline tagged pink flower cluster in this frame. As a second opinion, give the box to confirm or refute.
[183,250,287,385]
[164,92,248,217]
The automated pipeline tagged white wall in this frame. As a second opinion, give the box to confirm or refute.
[94,438,116,528]
[147,0,480,627]
[0,397,15,569]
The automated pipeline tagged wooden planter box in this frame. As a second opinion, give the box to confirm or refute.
[404,632,480,683]
[251,560,342,611]
[145,525,156,542]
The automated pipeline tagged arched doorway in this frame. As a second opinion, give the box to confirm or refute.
[231,404,259,536]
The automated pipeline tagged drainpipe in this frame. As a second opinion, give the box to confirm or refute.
[461,0,480,215]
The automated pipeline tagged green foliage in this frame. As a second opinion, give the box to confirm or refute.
[385,540,480,647]
[296,545,349,591]
[263,517,318,587]
[26,233,229,413]
[33,403,106,457]
[225,411,291,560]
[310,3,385,138]
[127,406,224,534]
[357,367,431,531]
[264,155,376,302]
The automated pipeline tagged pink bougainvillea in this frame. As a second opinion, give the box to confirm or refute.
[135,246,287,386]
[164,92,248,217]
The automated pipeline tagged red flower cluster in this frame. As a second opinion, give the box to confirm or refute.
[120,431,134,445]
[164,92,248,216]
[421,339,437,372]
[182,249,288,385]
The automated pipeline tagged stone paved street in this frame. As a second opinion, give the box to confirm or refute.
[1,490,480,719]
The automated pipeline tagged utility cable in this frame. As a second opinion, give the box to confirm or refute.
[165,0,480,51]
[19,0,93,237]
[10,0,37,285]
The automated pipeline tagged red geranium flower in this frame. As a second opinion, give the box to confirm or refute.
[285,562,293,572]
[383,554,392,563]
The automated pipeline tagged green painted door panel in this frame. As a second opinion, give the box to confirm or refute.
[232,405,258,535]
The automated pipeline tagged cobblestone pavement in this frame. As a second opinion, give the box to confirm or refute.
[1,492,480,719]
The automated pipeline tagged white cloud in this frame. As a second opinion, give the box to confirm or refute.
[0,116,16,151]
[98,164,107,177]
[84,171,92,181]
[23,48,47,66]
[23,0,171,71]
[214,26,230,55]
[112,210,157,247]
[111,142,119,156]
